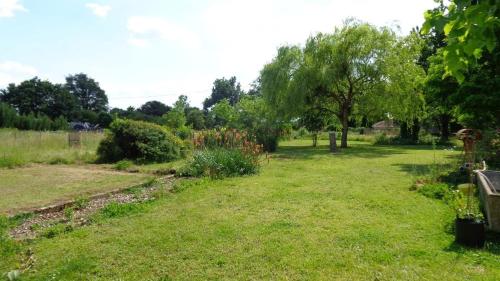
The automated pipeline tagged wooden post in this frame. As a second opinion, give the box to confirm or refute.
[329,131,337,153]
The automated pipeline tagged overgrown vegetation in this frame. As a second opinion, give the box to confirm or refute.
[0,129,102,168]
[97,119,185,163]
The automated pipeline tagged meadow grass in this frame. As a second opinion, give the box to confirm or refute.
[0,165,152,214]
[0,129,103,168]
[1,140,499,280]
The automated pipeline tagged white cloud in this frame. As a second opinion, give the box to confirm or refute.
[0,0,27,18]
[127,36,150,48]
[85,3,111,18]
[0,61,37,87]
[127,16,200,48]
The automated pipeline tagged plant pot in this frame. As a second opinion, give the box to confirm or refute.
[455,218,485,247]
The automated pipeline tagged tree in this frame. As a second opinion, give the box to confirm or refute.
[65,73,108,112]
[424,51,459,141]
[422,0,500,83]
[0,77,77,119]
[261,21,400,148]
[138,101,170,116]
[203,76,243,110]
[163,95,189,129]
[208,99,237,127]
[186,107,205,130]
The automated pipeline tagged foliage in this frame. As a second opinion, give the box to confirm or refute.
[193,128,253,150]
[114,160,134,171]
[163,109,186,129]
[97,119,184,163]
[261,20,424,148]
[418,182,451,199]
[207,99,237,127]
[203,76,243,109]
[65,73,108,112]
[422,0,500,82]
[0,77,78,119]
[185,107,205,130]
[180,148,260,178]
[138,101,171,117]
[476,130,500,168]
[447,189,484,221]
[98,202,145,218]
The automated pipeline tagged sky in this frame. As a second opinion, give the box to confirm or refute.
[0,0,438,109]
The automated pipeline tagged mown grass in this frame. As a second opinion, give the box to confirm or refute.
[0,129,103,168]
[0,165,153,214]
[2,140,500,280]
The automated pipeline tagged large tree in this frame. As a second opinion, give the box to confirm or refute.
[138,100,171,116]
[422,0,499,83]
[261,21,416,148]
[65,73,108,112]
[0,77,77,119]
[203,76,243,110]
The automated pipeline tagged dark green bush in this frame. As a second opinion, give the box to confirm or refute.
[97,119,184,163]
[179,148,259,178]
[255,127,279,152]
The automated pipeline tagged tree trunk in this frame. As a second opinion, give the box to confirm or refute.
[312,133,318,147]
[410,119,420,142]
[400,123,409,139]
[439,114,450,142]
[340,109,349,148]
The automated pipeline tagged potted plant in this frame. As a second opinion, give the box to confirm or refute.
[451,184,485,248]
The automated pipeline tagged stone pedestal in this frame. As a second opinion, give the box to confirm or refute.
[329,131,337,153]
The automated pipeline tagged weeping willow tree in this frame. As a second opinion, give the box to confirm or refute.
[261,20,425,148]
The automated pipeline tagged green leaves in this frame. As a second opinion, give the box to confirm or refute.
[422,0,499,83]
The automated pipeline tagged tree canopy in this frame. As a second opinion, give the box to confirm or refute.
[65,73,108,112]
[261,21,424,148]
[422,0,500,83]
[203,76,243,110]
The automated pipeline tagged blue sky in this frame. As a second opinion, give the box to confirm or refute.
[0,0,437,109]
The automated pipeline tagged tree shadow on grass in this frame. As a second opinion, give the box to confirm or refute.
[444,231,500,256]
[391,163,457,177]
[275,144,407,160]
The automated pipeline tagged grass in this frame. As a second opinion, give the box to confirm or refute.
[2,140,500,280]
[0,129,103,168]
[0,165,152,214]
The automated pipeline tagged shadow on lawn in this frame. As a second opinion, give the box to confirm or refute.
[392,163,457,177]
[444,231,500,256]
[275,144,407,160]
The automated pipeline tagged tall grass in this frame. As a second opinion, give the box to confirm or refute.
[0,129,103,168]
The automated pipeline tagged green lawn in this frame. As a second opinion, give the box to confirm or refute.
[2,140,500,280]
[0,165,152,214]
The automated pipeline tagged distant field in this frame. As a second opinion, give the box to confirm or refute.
[0,129,103,168]
[0,165,152,214]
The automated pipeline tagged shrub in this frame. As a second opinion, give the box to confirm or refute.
[114,160,134,171]
[418,183,451,199]
[255,127,279,152]
[97,119,184,163]
[180,148,260,178]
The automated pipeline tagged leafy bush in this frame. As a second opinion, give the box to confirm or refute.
[193,128,250,150]
[255,127,279,152]
[476,130,500,168]
[114,160,134,171]
[97,119,184,163]
[418,183,451,199]
[180,148,260,178]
